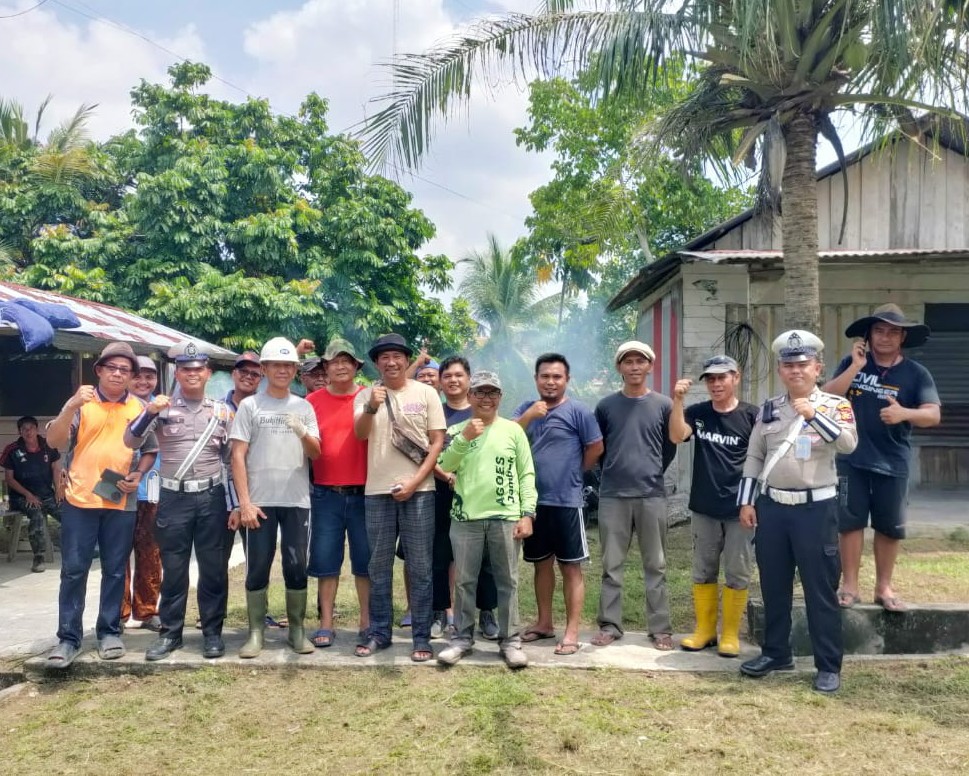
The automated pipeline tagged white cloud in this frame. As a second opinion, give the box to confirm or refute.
[242,0,553,292]
[0,2,210,139]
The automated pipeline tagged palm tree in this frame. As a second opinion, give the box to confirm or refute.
[360,0,968,331]
[458,233,561,394]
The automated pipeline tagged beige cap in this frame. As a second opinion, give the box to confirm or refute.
[615,340,655,364]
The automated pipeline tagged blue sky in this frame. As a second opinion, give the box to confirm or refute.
[1,0,551,278]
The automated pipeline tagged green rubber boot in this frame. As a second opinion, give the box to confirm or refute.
[286,588,315,655]
[239,587,268,659]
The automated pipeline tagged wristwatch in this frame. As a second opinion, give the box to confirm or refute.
[363,403,379,415]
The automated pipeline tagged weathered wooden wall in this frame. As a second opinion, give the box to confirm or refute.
[708,142,969,252]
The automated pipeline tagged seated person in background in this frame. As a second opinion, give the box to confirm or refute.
[2,415,64,572]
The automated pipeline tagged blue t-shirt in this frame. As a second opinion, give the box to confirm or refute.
[834,354,941,477]
[512,398,602,507]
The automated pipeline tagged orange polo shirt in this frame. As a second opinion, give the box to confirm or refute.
[65,390,154,511]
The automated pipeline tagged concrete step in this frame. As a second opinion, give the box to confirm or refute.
[747,598,969,656]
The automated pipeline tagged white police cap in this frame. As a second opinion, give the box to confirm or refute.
[771,330,824,362]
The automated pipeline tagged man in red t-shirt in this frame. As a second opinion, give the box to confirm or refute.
[306,337,370,647]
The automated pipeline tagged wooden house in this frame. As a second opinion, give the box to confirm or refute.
[609,120,969,489]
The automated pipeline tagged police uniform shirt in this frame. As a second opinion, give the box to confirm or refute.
[740,389,859,500]
[128,389,231,480]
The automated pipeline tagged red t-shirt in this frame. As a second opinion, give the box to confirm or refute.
[308,386,368,486]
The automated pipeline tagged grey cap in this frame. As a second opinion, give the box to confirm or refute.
[136,356,158,373]
[700,355,738,378]
[469,370,502,391]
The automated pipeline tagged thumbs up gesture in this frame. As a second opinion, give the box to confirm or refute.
[879,394,908,425]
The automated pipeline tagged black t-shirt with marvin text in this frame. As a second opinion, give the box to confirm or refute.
[684,400,758,519]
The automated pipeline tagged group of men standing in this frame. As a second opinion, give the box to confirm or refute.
[32,301,939,687]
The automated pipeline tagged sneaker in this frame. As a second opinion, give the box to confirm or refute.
[437,643,472,666]
[501,644,528,669]
[31,555,46,573]
[430,611,445,640]
[478,609,499,640]
[139,615,162,632]
[444,622,457,640]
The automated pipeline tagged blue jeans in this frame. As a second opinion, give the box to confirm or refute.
[308,485,369,577]
[365,491,435,648]
[57,503,136,647]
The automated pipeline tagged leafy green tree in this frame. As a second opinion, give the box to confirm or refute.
[360,0,967,331]
[1,65,476,355]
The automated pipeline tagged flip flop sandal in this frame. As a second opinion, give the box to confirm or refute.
[520,628,556,643]
[590,629,620,647]
[554,641,581,656]
[837,590,861,608]
[265,615,288,629]
[410,647,434,663]
[311,628,335,648]
[874,595,908,613]
[97,635,126,660]
[47,642,80,669]
[354,638,391,658]
[650,634,675,651]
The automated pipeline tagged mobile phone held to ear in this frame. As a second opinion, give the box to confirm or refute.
[93,469,127,503]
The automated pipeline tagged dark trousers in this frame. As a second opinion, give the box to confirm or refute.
[57,503,136,647]
[433,490,497,611]
[754,495,843,673]
[243,507,310,591]
[154,485,231,639]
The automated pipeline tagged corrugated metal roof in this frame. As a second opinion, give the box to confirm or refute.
[680,248,969,263]
[0,281,237,364]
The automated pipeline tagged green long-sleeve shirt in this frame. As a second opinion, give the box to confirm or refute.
[438,417,537,522]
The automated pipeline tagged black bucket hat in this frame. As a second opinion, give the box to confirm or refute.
[845,304,930,348]
[367,333,413,362]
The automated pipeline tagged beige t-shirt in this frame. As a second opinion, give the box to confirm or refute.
[354,380,446,495]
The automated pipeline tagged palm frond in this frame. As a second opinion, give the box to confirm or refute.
[358,7,689,171]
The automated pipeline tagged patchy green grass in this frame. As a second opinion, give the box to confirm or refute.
[213,521,969,638]
[2,660,969,774]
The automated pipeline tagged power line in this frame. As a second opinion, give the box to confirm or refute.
[0,0,50,19]
[48,0,254,98]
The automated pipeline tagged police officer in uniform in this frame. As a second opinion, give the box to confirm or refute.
[737,330,858,693]
[125,341,234,660]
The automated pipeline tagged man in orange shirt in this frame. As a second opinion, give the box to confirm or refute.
[44,342,159,668]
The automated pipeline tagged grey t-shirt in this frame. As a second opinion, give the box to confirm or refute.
[595,390,676,499]
[229,392,319,509]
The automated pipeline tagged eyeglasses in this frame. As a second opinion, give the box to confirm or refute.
[472,389,502,399]
[236,369,261,379]
[100,363,132,375]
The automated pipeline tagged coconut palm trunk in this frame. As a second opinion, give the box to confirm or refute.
[781,113,821,332]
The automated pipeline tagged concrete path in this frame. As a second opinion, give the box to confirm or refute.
[3,489,966,667]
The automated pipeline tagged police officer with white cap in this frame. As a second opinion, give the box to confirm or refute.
[737,330,858,693]
[125,340,234,661]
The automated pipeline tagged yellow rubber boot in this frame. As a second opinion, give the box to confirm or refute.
[718,586,748,658]
[680,583,719,651]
